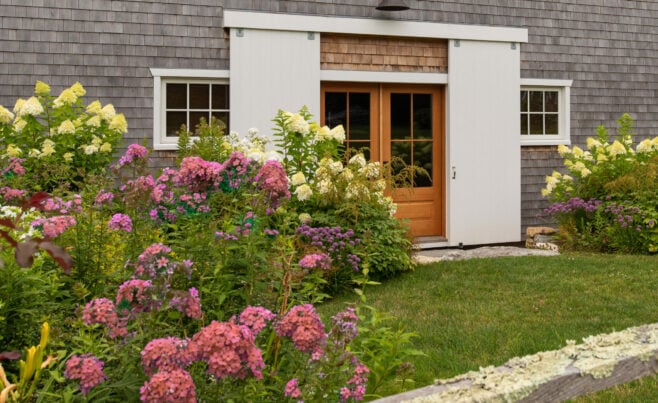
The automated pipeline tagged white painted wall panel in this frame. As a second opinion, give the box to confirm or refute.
[230,28,320,138]
[447,40,521,245]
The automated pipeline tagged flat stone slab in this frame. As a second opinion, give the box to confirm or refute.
[414,246,558,264]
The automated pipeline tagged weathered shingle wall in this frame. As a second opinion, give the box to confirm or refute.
[3,0,658,231]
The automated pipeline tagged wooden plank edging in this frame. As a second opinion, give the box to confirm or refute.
[374,323,658,402]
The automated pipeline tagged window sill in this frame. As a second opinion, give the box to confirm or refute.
[521,138,571,146]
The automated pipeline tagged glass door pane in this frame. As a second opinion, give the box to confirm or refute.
[324,91,372,159]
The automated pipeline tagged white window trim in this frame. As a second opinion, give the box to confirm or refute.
[520,78,572,146]
[321,70,448,84]
[150,68,230,150]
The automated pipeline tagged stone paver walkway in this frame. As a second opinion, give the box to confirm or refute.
[414,246,558,264]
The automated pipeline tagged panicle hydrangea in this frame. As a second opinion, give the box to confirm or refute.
[284,378,302,399]
[108,213,132,232]
[254,160,290,208]
[285,112,310,135]
[190,320,265,380]
[237,306,275,335]
[299,253,332,270]
[64,354,106,396]
[116,279,154,314]
[141,337,194,376]
[140,368,196,403]
[34,80,51,96]
[53,89,77,108]
[275,304,327,360]
[294,184,313,201]
[18,96,44,117]
[170,288,203,320]
[31,215,76,238]
[0,105,15,123]
[118,143,148,167]
[290,171,306,186]
[109,113,128,133]
[82,298,127,338]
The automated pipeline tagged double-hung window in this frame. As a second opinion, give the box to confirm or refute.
[520,79,572,146]
[151,69,230,150]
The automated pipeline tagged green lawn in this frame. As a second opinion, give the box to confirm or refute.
[318,252,658,399]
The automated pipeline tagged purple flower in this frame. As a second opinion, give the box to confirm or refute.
[108,213,132,232]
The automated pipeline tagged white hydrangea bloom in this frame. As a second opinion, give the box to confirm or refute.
[294,184,313,201]
[18,97,44,117]
[360,162,381,179]
[291,172,306,186]
[348,153,367,168]
[285,113,310,135]
[636,139,652,153]
[315,125,332,142]
[57,120,76,135]
[0,105,14,124]
[330,125,345,143]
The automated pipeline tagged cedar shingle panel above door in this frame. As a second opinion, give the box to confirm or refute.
[321,34,448,73]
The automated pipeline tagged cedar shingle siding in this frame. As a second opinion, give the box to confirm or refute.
[2,0,658,235]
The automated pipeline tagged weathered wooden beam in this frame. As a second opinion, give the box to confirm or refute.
[375,323,658,402]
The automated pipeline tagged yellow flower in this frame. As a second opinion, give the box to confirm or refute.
[28,148,41,158]
[86,100,102,115]
[83,144,99,155]
[651,137,658,149]
[0,105,14,123]
[285,113,309,135]
[86,115,101,127]
[13,98,25,114]
[100,142,112,153]
[294,184,313,201]
[557,144,570,156]
[53,89,77,108]
[597,153,608,162]
[330,125,345,143]
[348,153,367,168]
[290,172,306,186]
[580,168,592,177]
[6,144,21,157]
[315,125,332,142]
[19,96,44,117]
[14,118,27,132]
[109,113,127,133]
[63,152,74,162]
[91,135,102,146]
[70,82,86,97]
[541,188,551,197]
[41,142,55,157]
[57,120,76,135]
[636,139,652,153]
[100,104,116,122]
[340,169,355,182]
[572,146,584,158]
[586,137,602,150]
[34,80,51,96]
[608,140,626,156]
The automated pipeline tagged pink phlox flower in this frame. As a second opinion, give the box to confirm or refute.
[64,354,106,396]
[190,320,265,380]
[31,215,76,238]
[122,175,157,200]
[2,157,26,176]
[175,157,224,191]
[340,363,369,402]
[330,307,359,344]
[170,288,203,320]
[275,304,327,360]
[116,279,153,314]
[82,298,127,339]
[108,213,133,232]
[237,306,275,335]
[141,337,194,376]
[221,152,255,190]
[254,160,290,208]
[0,187,26,201]
[299,253,332,270]
[134,243,173,278]
[284,378,302,399]
[139,368,196,403]
[94,190,114,207]
[40,194,83,214]
[118,143,149,167]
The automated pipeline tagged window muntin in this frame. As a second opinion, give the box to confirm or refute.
[164,82,229,137]
[520,89,559,136]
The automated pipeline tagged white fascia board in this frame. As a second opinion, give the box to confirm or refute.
[149,68,230,79]
[521,78,572,87]
[321,70,448,84]
[224,10,528,43]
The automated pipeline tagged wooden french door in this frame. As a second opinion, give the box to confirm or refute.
[321,82,445,237]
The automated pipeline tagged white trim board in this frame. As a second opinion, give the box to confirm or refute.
[321,70,448,84]
[224,10,528,43]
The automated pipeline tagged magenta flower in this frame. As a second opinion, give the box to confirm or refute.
[141,337,194,376]
[118,143,149,167]
[275,304,327,360]
[299,253,332,270]
[108,213,132,232]
[82,298,126,339]
[0,186,26,200]
[116,279,153,314]
[237,306,275,335]
[284,378,302,399]
[190,320,265,380]
[31,215,76,238]
[140,368,196,403]
[254,160,290,208]
[64,354,106,395]
[170,288,203,320]
[94,190,115,207]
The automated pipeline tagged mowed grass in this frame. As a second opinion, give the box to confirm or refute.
[318,253,658,398]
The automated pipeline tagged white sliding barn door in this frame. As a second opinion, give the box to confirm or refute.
[447,40,521,245]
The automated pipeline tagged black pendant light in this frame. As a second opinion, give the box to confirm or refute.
[376,0,410,11]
